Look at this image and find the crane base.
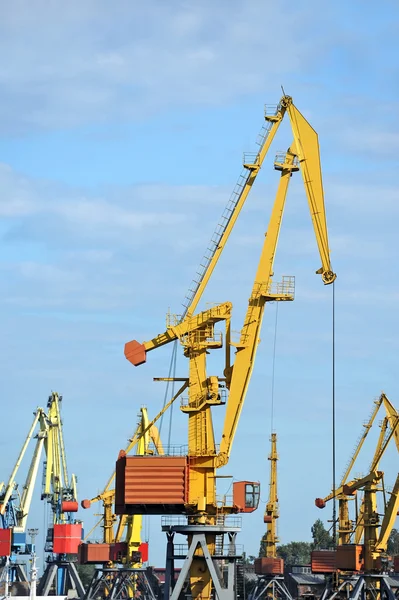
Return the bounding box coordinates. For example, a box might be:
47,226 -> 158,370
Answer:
162,522 -> 242,600
320,574 -> 395,600
84,567 -> 156,600
250,575 -> 293,600
38,560 -> 85,598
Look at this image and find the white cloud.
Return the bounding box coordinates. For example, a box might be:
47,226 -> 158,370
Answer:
0,0 -> 334,133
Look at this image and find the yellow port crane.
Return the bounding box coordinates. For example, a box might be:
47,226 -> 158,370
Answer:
316,393 -> 399,547
122,94 -> 335,600
262,433 -> 279,558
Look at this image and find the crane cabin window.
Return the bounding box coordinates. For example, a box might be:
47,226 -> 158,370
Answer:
245,483 -> 260,509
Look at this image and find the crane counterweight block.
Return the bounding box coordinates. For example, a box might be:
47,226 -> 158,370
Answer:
315,498 -> 326,509
124,340 -> 147,366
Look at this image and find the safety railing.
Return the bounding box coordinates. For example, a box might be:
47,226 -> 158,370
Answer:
264,104 -> 280,117
243,152 -> 258,167
160,444 -> 188,457
180,388 -> 227,409
274,152 -> 300,169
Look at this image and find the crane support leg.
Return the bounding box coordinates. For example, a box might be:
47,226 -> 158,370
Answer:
250,576 -> 293,600
163,523 -> 240,600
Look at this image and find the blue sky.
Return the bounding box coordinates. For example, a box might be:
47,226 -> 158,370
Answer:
1,0 -> 399,570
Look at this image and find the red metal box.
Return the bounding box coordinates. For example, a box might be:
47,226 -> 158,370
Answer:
336,544 -> 364,572
53,523 -> 82,554
115,454 -> 188,515
79,543 -> 111,564
254,558 -> 284,575
311,550 -> 336,573
139,542 -> 149,563
0,528 -> 11,557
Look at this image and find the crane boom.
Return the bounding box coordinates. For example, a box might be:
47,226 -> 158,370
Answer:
183,101 -> 287,319
0,408 -> 47,518
286,104 -> 334,283
218,132 -> 334,464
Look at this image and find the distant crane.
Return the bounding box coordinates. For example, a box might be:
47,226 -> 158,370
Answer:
0,407 -> 48,582
315,393 -> 399,600
252,434 -> 293,600
263,433 -> 279,559
38,392 -> 85,598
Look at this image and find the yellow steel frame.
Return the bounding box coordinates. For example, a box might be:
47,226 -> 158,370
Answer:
125,95 -> 336,600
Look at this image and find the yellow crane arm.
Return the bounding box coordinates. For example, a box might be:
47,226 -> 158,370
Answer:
125,303 -> 232,366
217,154 -> 295,465
286,103 -> 335,284
381,393 -> 399,453
376,473 -> 399,552
183,99 -> 288,319
0,408 -> 47,516
339,397 -> 384,489
218,134 -> 335,465
16,432 -> 47,532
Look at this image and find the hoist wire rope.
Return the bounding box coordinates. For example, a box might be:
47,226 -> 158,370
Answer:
167,342 -> 178,449
270,303 -> 279,434
158,340 -> 178,447
332,280 -> 337,546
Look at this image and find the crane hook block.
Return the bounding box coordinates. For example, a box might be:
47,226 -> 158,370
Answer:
315,498 -> 326,509
124,340 -> 147,366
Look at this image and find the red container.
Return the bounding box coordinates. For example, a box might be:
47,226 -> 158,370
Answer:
115,455 -> 188,515
139,542 -> 149,563
336,545 -> 363,572
0,528 -> 11,557
53,523 -> 82,554
311,550 -> 336,573
61,501 -> 78,513
393,556 -> 399,573
79,543 -> 110,564
254,558 -> 284,575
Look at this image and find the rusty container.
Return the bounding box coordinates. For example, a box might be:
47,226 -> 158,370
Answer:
115,455 -> 188,514
0,528 -> 11,557
79,543 -> 111,564
53,523 -> 82,554
311,550 -> 336,573
393,556 -> 399,573
336,544 -> 364,571
254,558 -> 284,575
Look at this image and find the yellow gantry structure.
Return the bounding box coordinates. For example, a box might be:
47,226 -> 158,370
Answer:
262,433 -> 279,558
316,393 -> 399,569
125,95 -> 336,600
